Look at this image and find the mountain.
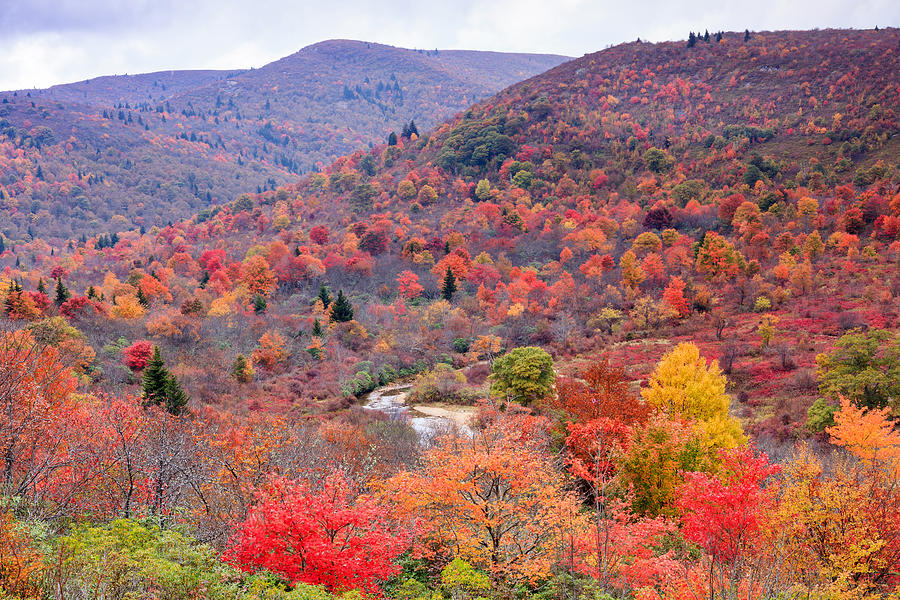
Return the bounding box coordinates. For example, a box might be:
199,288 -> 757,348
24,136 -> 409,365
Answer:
4,28 -> 899,438
0,40 -> 569,241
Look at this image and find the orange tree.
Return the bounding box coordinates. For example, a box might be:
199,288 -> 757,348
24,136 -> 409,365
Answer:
385,415 -> 583,583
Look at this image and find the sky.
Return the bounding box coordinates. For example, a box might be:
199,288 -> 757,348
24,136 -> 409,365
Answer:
1,0 -> 897,91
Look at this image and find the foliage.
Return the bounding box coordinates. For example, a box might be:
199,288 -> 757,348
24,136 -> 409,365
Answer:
816,329 -> 900,413
641,343 -> 745,450
226,473 -> 407,594
490,347 -> 555,406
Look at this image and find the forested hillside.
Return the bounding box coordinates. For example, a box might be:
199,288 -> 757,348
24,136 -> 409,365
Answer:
0,40 -> 567,240
0,27 -> 899,600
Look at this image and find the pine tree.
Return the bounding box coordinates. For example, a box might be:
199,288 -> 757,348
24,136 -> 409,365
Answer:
317,284 -> 333,308
330,290 -> 354,322
142,346 -> 190,415
687,32 -> 697,48
231,354 -> 254,383
745,29 -> 751,42
312,318 -> 323,337
253,294 -> 267,314
36,278 -> 46,294
408,120 -> 418,137
441,268 -> 457,301
163,375 -> 189,415
0,236 -> 5,254
388,131 -> 398,146
703,29 -> 710,42
54,278 -> 70,305
142,347 -> 170,406
136,286 -> 149,308
199,270 -> 210,288
86,286 -> 97,300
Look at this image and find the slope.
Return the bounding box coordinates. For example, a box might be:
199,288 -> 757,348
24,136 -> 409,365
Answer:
3,28 -> 898,438
0,40 -> 569,241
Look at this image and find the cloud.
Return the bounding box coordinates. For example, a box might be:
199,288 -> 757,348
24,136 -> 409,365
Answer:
1,0 -> 897,90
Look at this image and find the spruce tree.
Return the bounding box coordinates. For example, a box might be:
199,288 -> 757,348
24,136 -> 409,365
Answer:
253,294 -> 267,314
312,319 -> 323,336
163,375 -> 189,415
231,354 -> 253,383
136,286 -> 150,308
142,346 -> 189,415
317,284 -> 333,308
87,286 -> 97,300
142,347 -> 170,406
36,278 -> 46,294
0,237 -> 5,254
54,278 -> 70,305
687,32 -> 697,48
388,131 -> 398,146
745,29 -> 751,42
441,268 -> 457,301
330,290 -> 354,322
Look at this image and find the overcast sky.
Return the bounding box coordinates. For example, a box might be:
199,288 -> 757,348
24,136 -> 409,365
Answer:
1,0 -> 897,91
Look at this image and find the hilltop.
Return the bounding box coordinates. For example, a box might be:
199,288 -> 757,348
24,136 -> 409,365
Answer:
0,40 -> 568,240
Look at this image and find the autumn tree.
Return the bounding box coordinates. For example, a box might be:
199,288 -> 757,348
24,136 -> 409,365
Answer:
0,330 -> 79,508
386,416 -> 583,582
242,255 -> 277,297
251,330 -> 289,373
641,342 -> 745,450
123,340 -> 154,371
396,271 -> 424,299
227,473 -> 407,594
662,277 -> 690,317
678,446 -> 780,600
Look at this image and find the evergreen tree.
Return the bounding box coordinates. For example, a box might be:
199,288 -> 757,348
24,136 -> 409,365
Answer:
87,286 -> 97,300
388,131 -> 398,146
745,29 -> 751,42
231,354 -> 254,383
441,268 -> 457,301
136,286 -> 149,308
687,32 -> 697,48
36,278 -> 46,294
54,277 -> 70,305
0,236 -> 5,254
199,270 -> 210,288
142,346 -> 190,415
330,290 -> 354,322
163,375 -> 189,415
703,29 -> 710,42
312,319 -> 323,337
408,120 -> 418,137
253,294 -> 267,314
142,347 -> 170,406
317,285 -> 333,308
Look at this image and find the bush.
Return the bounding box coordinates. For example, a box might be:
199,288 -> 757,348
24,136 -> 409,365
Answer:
409,364 -> 474,405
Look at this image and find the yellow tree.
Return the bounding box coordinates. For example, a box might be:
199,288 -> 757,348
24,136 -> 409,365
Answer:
641,342 -> 745,451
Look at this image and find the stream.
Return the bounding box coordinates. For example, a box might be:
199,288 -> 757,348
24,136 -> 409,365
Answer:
362,384 -> 472,438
